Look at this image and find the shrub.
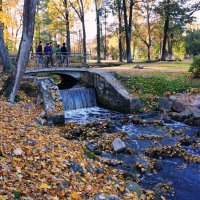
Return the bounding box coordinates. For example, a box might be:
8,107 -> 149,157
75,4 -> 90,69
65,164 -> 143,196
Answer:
189,54 -> 200,78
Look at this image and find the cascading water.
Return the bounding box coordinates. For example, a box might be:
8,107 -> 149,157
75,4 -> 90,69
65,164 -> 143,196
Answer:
60,87 -> 97,111
60,87 -> 111,123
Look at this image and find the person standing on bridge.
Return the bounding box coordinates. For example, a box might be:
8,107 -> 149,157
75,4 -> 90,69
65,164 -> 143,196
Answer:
55,44 -> 61,63
44,43 -> 50,67
36,41 -> 44,66
49,42 -> 54,67
61,43 -> 67,65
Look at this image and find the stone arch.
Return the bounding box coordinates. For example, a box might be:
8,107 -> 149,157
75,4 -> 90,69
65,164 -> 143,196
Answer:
56,74 -> 78,89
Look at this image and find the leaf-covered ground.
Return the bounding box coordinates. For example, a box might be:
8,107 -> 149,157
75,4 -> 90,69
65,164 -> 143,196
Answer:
0,75 -> 147,200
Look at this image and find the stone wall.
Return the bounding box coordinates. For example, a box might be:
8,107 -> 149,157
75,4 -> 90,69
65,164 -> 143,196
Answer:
85,70 -> 144,113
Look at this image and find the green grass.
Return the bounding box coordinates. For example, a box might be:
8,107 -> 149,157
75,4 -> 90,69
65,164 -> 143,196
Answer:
116,72 -> 200,97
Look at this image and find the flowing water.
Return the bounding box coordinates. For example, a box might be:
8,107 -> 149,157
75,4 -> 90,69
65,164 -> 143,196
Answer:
60,87 -> 200,200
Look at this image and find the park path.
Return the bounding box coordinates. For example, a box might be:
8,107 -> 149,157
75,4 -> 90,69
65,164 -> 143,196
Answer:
97,64 -> 188,74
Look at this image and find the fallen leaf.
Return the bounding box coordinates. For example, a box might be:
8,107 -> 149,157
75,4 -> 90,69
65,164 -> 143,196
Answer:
71,191 -> 82,200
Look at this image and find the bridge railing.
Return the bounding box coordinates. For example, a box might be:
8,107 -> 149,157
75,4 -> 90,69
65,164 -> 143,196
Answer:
10,52 -> 91,69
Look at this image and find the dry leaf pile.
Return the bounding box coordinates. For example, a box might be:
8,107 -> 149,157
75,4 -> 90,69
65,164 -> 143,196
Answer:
0,99 -> 141,200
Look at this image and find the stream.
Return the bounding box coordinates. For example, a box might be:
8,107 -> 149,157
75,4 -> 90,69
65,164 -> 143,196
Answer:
60,87 -> 200,200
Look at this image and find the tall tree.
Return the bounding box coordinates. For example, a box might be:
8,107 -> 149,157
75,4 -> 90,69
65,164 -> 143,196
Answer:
0,0 -> 13,73
185,29 -> 200,56
156,0 -> 200,61
1,0 -> 38,102
70,0 -> 90,64
116,0 -> 123,62
134,0 -> 157,61
63,0 -> 71,52
123,0 -> 134,63
94,0 -> 101,63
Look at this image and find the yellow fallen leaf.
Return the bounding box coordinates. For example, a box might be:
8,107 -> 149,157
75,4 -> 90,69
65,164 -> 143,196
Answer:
71,191 -> 82,200
0,195 -> 7,200
38,183 -> 51,190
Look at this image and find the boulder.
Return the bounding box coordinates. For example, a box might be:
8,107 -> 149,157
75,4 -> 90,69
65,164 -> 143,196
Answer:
134,65 -> 144,69
170,109 -> 192,121
172,102 -> 186,112
69,162 -> 84,176
35,98 -> 42,105
37,78 -> 62,111
112,138 -> 126,153
185,118 -> 200,126
72,128 -> 82,137
158,97 -> 172,112
34,118 -> 46,126
125,181 -> 142,197
46,114 -> 65,125
169,95 -> 177,101
39,111 -> 46,119
153,160 -> 163,171
191,109 -> 200,119
94,194 -> 120,200
197,130 -> 200,137
87,143 -> 102,155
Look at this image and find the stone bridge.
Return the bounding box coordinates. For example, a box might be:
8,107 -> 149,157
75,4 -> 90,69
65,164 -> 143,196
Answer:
25,67 -> 87,79
25,67 -> 143,113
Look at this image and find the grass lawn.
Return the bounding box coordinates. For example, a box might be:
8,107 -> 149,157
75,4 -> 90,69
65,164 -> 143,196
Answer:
116,72 -> 200,97
104,60 -> 199,100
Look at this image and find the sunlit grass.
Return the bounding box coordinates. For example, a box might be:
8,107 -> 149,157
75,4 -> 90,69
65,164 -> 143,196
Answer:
116,71 -> 200,97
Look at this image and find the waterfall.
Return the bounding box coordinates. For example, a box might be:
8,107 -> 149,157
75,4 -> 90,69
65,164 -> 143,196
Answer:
60,87 -> 97,111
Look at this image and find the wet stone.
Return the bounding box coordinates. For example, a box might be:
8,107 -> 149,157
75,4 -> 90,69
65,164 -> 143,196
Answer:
106,175 -> 119,185
72,128 -> 82,137
153,160 -> 163,171
46,114 -> 65,125
94,194 -> 120,200
125,181 -> 142,197
112,138 -> 126,153
34,118 -> 46,126
27,139 -> 37,146
180,137 -> 195,146
39,111 -> 46,119
35,98 -> 42,105
172,102 -> 186,113
85,164 -> 94,173
197,130 -> 200,137
96,167 -> 104,174
158,97 -> 172,112
69,163 -> 84,176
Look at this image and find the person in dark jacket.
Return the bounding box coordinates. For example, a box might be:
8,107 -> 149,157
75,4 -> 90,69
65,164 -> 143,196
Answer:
36,41 -> 44,66
49,42 -> 54,66
44,43 -> 50,67
60,43 -> 67,64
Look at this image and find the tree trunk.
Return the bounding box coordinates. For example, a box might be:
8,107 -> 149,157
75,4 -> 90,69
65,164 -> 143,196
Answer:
1,0 -> 38,102
168,33 -> 173,60
95,0 -> 101,64
123,0 -> 133,63
0,0 -> 13,73
147,44 -> 151,61
82,17 -> 87,64
161,16 -> 169,61
79,0 -> 87,64
103,9 -> 107,60
0,29 -> 13,73
117,0 -> 123,62
63,0 -> 71,52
